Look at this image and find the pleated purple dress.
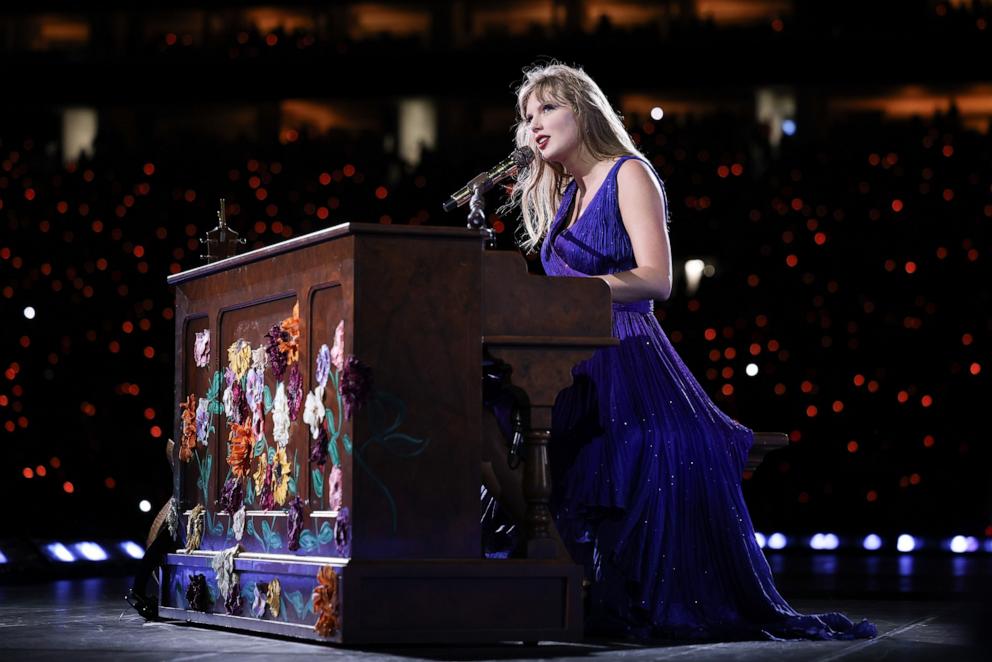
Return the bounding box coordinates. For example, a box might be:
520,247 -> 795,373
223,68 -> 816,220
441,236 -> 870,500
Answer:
532,155 -> 876,641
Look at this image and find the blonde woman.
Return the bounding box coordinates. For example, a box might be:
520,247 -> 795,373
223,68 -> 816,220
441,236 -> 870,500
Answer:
487,62 -> 876,642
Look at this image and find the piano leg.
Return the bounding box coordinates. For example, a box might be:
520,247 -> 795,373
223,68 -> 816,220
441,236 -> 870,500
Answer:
482,411 -> 569,561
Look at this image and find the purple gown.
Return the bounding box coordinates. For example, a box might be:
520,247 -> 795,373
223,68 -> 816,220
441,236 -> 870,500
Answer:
534,155 -> 876,641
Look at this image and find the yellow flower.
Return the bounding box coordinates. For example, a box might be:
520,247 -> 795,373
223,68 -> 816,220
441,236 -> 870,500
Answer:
227,339 -> 252,381
272,448 -> 292,506
252,449 -> 268,496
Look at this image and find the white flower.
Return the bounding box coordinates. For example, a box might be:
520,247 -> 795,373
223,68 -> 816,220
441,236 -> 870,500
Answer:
272,382 -> 290,448
194,330 -> 210,368
303,386 -> 326,439
232,506 -> 246,542
223,384 -> 238,422
330,320 -> 345,373
252,346 -> 268,371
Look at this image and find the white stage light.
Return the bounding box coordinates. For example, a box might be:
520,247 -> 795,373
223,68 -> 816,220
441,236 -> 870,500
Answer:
950,536 -> 968,553
767,533 -> 787,550
862,534 -> 882,551
897,534 -> 916,553
754,532 -> 766,548
139,500 -> 151,513
650,107 -> 664,121
120,541 -> 144,559
746,363 -> 759,377
74,542 -> 108,561
46,542 -> 75,562
23,306 -> 36,319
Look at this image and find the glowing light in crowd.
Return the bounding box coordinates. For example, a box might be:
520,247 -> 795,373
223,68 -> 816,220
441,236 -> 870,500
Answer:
767,533 -> 787,550
897,534 -> 917,553
782,119 -> 797,136
0,549 -> 7,564
862,534 -> 882,551
121,541 -> 144,559
746,363 -> 759,376
46,543 -> 75,562
74,542 -> 108,561
650,106 -> 664,121
23,306 -> 36,319
139,500 -> 151,513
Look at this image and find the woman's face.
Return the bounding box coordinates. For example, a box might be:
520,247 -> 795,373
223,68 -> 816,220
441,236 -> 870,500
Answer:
523,93 -> 581,165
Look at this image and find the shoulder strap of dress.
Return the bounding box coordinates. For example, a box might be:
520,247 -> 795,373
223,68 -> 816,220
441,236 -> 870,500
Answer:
613,154 -> 672,227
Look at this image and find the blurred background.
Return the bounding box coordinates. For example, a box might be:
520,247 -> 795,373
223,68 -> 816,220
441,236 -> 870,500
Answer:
0,0 -> 989,579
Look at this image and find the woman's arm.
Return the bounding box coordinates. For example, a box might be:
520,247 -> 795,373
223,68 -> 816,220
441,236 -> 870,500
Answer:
595,158 -> 673,302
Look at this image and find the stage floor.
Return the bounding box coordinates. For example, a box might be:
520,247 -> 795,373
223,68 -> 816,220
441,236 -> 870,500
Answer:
0,577 -> 983,661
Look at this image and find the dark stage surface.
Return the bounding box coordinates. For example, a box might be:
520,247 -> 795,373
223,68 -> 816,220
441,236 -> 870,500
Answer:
0,575 -> 983,662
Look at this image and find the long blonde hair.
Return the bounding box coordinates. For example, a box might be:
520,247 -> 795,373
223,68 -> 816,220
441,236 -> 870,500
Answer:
502,61 -> 649,253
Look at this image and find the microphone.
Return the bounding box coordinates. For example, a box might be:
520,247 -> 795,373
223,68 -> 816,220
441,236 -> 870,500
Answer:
442,147 -> 534,212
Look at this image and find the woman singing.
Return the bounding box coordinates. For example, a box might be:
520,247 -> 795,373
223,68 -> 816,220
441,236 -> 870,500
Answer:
482,62 -> 877,642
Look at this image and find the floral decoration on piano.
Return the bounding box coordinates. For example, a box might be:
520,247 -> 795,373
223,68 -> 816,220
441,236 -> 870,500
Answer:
193,329 -> 210,368
312,565 -> 340,637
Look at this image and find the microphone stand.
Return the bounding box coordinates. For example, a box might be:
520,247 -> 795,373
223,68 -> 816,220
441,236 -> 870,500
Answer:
467,183 -> 497,249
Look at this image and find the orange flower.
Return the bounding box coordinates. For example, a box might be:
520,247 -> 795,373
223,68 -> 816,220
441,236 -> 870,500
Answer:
312,565 -> 339,637
227,420 -> 254,478
278,302 -> 301,365
179,393 -> 197,462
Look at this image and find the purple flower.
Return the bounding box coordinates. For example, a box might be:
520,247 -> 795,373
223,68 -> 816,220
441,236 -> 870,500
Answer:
195,398 -> 211,445
328,465 -> 343,512
330,320 -> 345,373
334,507 -> 351,557
315,344 -> 331,389
245,367 -> 264,408
287,363 -> 303,421
251,401 -> 265,441
225,575 -> 244,615
259,460 -> 276,511
310,425 -> 329,466
287,496 -> 304,552
252,582 -> 268,618
220,477 -> 243,516
339,356 -> 373,421
265,324 -> 288,381
231,381 -> 249,424
224,366 -> 237,388
186,574 -> 211,612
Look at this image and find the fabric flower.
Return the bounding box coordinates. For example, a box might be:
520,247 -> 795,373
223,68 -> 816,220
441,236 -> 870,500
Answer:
227,421 -> 254,478
287,363 -> 304,421
328,465 -> 343,512
232,506 -> 246,542
195,398 -> 211,445
227,339 -> 253,381
272,448 -> 292,506
220,477 -> 243,516
340,356 -> 373,420
252,582 -> 268,618
166,497 -> 179,540
225,574 -> 244,616
312,565 -> 339,636
252,346 -> 268,372
253,452 -> 271,510
184,504 -> 205,553
222,384 -> 237,422
246,367 -> 264,408
287,497 -> 304,552
265,324 -> 288,381
310,425 -> 329,467
272,382 -> 290,448
179,393 -> 197,462
315,343 -> 331,389
232,381 -> 251,425
194,330 -> 210,368
334,506 -> 351,557
330,320 -> 345,373
211,543 -> 241,602
278,302 -> 301,366
224,366 -> 236,388
186,573 -> 211,612
251,401 -> 265,441
266,578 -> 281,618
303,386 -> 325,439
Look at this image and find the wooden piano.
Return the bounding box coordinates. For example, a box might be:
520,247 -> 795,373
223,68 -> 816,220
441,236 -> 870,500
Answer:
160,222 -> 786,643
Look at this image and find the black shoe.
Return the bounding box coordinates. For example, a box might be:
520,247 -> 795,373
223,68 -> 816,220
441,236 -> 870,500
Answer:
124,589 -> 158,620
